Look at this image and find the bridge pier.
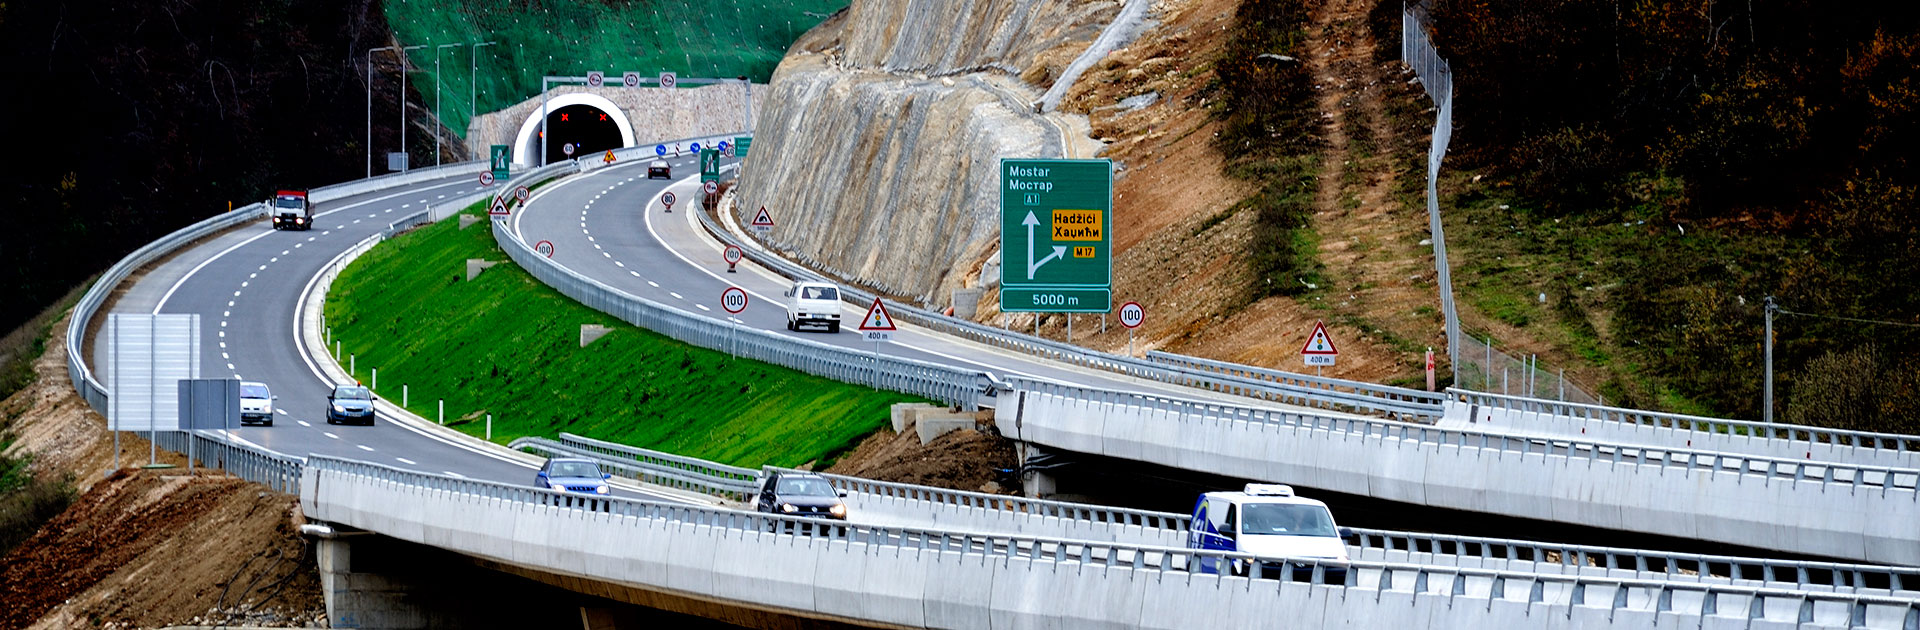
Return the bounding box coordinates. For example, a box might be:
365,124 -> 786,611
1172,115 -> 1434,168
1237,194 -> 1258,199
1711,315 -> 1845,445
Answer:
314,530 -> 582,629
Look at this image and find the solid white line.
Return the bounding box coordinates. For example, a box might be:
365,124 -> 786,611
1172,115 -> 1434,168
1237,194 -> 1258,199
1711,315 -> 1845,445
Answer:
152,228 -> 278,314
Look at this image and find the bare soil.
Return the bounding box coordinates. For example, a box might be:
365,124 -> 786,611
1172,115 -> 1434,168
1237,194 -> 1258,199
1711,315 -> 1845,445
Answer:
0,311 -> 324,630
826,421 -> 1018,494
1039,0 -> 1440,385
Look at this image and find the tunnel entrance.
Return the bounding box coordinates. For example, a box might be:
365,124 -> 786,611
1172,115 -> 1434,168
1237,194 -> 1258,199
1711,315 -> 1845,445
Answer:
542,104 -> 626,165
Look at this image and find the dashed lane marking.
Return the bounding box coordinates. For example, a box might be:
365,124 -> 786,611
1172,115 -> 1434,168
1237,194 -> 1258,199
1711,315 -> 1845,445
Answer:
398,457 -> 418,465
324,432 -> 340,439
357,444 -> 375,452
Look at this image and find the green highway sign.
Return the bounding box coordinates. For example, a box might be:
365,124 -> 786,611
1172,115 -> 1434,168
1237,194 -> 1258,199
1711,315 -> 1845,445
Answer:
700,149 -> 720,182
489,145 -> 511,180
999,158 -> 1111,313
735,136 -> 752,157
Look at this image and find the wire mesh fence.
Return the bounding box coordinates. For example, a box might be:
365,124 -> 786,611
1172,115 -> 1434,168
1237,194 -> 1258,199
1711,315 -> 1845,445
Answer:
1455,335 -> 1600,404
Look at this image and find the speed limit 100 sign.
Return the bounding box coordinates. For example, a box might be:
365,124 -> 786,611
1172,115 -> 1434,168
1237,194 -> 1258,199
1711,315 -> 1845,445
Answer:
1118,301 -> 1145,329
721,287 -> 748,313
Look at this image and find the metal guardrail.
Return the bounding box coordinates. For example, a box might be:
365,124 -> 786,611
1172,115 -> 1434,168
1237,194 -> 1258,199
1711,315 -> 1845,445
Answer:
489,161 -> 995,410
1148,350 -> 1446,419
511,434 -> 759,501
151,431 -> 306,494
690,204 -> 1441,420
304,455 -> 1920,625
787,467 -> 1191,532
1009,377 -> 1920,494
1452,388 -> 1920,457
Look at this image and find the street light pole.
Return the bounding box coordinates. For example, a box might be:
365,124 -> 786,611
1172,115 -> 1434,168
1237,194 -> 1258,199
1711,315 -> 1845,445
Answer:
366,46 -> 394,179
1764,296 -> 1777,423
395,44 -> 427,172
435,43 -> 465,168
471,42 -> 498,142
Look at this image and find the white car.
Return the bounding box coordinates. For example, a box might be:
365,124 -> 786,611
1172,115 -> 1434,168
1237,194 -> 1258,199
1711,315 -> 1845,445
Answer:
240,381 -> 275,426
784,282 -> 842,333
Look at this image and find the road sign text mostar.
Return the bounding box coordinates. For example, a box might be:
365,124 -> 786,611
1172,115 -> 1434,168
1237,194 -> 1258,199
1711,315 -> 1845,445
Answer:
999,159 -> 1112,313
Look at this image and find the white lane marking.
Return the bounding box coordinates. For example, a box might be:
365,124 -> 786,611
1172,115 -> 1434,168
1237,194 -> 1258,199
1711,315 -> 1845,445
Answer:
222,352 -> 229,359
629,271 -> 640,277
308,237 -> 317,241
669,292 -> 683,299
357,444 -> 375,452
445,471 -> 466,478
397,457 -> 418,465
276,408 -> 288,415
219,342 -> 226,348
352,219 -> 361,224
152,227 -> 279,314
258,265 -> 267,271
385,209 -> 393,213
223,311 -> 230,317
297,420 -> 311,427
587,236 -> 596,242
295,243 -> 303,248
417,199 -> 427,204
219,331 -> 225,337
647,281 -> 659,287
601,251 -> 611,258
324,432 -> 340,439
233,373 -> 242,379
696,304 -> 711,311
249,273 -> 257,279
594,243 -> 603,250
281,250 -> 289,256
335,225 -> 345,229
228,301 -> 234,307
240,281 -> 248,287
402,204 -> 411,208
437,194 -> 445,199
614,261 -> 625,268
226,363 -> 235,369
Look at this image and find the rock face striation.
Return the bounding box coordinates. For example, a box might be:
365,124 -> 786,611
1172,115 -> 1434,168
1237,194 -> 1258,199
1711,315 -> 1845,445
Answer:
736,2 -> 1121,307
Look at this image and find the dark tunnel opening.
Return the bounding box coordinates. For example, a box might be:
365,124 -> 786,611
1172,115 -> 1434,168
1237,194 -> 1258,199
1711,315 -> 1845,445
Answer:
540,104 -> 626,165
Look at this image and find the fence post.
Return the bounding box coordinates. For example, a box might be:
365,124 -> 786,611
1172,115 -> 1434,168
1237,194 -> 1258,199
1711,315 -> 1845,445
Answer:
486,414 -> 492,441
372,368 -> 378,391
403,384 -> 409,408
438,399 -> 444,424
350,354 -> 356,375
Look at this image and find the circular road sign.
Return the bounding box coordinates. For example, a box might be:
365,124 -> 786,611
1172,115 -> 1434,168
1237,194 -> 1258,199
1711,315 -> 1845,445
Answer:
658,72 -> 677,89
655,144 -> 667,156
586,71 -> 604,88
479,171 -> 495,187
623,71 -> 641,88
514,186 -> 531,203
1118,301 -> 1145,329
703,180 -> 719,195
534,240 -> 555,257
662,192 -> 677,207
718,141 -> 731,153
721,287 -> 748,314
724,245 -> 743,265
689,142 -> 702,153
563,143 -> 576,156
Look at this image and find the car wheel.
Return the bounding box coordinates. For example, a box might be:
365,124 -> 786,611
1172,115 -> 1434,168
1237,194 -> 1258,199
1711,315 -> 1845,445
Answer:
263,419 -> 272,427
786,320 -> 795,331
827,322 -> 840,334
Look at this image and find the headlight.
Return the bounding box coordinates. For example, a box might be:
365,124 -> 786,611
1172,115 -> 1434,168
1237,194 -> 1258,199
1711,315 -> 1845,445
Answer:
332,404 -> 346,413
829,504 -> 847,517
780,503 -> 798,513
549,483 -> 568,492
594,485 -> 610,495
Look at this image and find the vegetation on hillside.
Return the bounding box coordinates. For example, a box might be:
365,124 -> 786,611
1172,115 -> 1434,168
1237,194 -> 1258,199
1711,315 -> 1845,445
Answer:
1410,1 -> 1919,428
384,0 -> 846,139
325,206 -> 919,468
0,311 -> 77,558
1210,0 -> 1323,303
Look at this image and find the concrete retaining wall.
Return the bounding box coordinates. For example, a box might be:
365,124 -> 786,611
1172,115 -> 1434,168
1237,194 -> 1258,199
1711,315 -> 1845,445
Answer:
302,460 -> 1917,629
1008,387 -> 1920,566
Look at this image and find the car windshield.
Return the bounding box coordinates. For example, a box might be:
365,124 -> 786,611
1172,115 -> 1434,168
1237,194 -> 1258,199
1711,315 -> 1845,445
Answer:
333,386 -> 372,401
276,196 -> 304,209
775,477 -> 838,497
801,286 -> 837,300
549,462 -> 602,478
1239,503 -> 1338,537
240,384 -> 270,399
652,161 -> 667,167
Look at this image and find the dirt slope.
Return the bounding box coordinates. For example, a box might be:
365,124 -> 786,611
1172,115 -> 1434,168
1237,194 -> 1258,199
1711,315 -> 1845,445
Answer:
0,311 -> 323,629
1053,0 -> 1438,384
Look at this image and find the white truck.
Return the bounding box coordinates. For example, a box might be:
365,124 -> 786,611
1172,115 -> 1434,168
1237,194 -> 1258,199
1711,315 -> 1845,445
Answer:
270,190 -> 311,231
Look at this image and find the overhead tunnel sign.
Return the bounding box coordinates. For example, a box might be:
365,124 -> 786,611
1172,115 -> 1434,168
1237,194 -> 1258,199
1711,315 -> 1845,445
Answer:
999,158 -> 1112,313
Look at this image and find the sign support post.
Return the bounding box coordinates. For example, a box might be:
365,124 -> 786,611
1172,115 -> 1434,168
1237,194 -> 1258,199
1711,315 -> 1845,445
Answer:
1118,302 -> 1144,357
721,287 -> 748,359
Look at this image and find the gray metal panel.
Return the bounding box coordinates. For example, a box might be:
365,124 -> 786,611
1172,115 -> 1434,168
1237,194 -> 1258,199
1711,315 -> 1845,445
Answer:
107,313 -> 199,431
178,378 -> 241,431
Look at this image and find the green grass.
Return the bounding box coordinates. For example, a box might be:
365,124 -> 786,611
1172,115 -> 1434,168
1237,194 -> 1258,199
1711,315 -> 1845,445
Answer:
385,0 -> 848,140
324,204 -> 921,468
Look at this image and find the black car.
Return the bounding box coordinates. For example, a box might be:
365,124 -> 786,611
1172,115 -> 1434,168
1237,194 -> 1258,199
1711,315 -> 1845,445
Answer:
325,384 -> 376,425
647,159 -> 671,179
755,471 -> 848,521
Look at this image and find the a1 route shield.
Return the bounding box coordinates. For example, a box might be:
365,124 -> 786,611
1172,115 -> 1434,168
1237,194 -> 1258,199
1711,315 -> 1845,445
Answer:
999,158 -> 1112,312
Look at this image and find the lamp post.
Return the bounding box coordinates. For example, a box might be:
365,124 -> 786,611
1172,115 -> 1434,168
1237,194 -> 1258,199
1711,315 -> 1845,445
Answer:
371,44 -> 428,174
470,42 -> 498,138
435,43 -> 465,168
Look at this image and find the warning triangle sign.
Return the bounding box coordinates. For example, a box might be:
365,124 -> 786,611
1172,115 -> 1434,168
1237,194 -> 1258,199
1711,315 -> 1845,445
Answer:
750,206 -> 775,227
1300,321 -> 1339,355
859,298 -> 897,331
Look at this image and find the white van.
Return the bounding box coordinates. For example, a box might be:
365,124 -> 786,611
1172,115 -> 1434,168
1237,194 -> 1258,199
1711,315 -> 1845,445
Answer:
783,282 -> 842,333
1187,484 -> 1350,582
240,381 -> 275,426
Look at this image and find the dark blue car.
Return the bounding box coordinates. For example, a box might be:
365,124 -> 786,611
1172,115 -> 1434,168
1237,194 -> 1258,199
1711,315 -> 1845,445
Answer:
325,385 -> 376,425
536,458 -> 611,495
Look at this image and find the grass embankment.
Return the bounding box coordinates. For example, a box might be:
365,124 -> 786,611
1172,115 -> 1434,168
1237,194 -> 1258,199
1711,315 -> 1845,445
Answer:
324,204 -> 921,468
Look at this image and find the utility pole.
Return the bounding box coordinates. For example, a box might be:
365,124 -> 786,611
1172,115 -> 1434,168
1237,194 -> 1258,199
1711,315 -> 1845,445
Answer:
435,43 -> 466,168
1764,296 -> 1777,423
